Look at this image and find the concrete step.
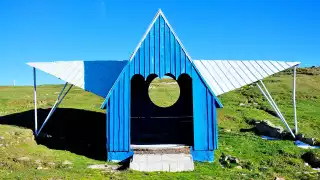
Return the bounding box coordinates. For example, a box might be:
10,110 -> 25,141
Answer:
129,153 -> 194,172
131,144 -> 190,154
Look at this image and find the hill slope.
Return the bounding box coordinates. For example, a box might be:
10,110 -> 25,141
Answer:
0,67 -> 319,179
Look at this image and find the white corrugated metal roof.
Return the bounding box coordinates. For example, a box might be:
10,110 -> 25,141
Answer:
27,61 -> 85,88
193,60 -> 300,96
28,60 -> 300,98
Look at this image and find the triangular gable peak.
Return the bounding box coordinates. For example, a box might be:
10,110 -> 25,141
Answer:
102,9 -> 223,108
128,9 -> 193,64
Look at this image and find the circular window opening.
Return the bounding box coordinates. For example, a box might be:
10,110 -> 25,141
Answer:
148,76 -> 180,108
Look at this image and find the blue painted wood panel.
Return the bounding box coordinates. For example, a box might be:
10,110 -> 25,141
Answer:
154,18 -> 160,76
159,16 -> 165,78
84,61 -> 127,97
105,14 -> 219,161
164,24 -> 170,74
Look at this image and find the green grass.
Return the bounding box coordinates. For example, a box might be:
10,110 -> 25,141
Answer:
0,68 -> 319,179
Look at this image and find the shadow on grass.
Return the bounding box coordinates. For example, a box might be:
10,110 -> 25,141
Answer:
0,108 -> 107,161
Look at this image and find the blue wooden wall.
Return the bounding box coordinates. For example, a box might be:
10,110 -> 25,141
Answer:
105,14 -> 220,161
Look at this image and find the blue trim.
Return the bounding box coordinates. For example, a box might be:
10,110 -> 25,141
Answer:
107,151 -> 134,162
191,149 -> 214,162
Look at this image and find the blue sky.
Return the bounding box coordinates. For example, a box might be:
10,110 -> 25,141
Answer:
0,0 -> 319,85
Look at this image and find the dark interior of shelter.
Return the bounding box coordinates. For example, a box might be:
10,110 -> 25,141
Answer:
130,74 -> 194,146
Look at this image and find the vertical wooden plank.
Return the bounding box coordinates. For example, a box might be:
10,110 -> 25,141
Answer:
150,26 -> 155,74
180,50 -> 186,74
207,90 -> 213,150
113,83 -> 119,151
123,71 -> 129,151
106,99 -> 110,151
144,38 -> 149,78
159,16 -> 165,78
130,60 -> 135,78
213,99 -> 218,149
135,50 -> 140,74
127,68 -> 132,150
140,43 -> 145,77
186,57 -> 192,75
192,67 -> 208,150
175,40 -> 181,77
154,17 -> 160,76
118,76 -> 124,151
165,24 -> 170,74
170,32 -> 175,78
109,92 -> 114,151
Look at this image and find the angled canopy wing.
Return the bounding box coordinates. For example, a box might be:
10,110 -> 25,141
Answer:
27,60 -> 128,97
193,60 -> 300,96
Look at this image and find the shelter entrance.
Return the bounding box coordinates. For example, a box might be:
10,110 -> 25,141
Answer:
130,74 -> 194,146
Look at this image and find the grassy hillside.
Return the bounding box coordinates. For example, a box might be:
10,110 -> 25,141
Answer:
0,67 -> 319,179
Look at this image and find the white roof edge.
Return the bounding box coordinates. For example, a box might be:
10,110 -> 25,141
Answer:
128,9 -> 162,61
159,10 -> 194,62
27,60 -> 128,66
194,60 -> 301,68
194,60 -> 301,65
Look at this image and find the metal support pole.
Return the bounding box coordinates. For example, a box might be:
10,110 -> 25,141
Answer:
256,83 -> 295,138
57,83 -> 68,100
257,82 -> 285,122
36,84 -> 73,136
33,68 -> 38,135
293,66 -> 298,134
259,80 -> 287,123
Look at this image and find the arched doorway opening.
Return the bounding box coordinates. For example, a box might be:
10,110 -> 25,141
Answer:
130,74 -> 193,146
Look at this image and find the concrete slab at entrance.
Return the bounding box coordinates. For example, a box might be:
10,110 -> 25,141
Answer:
129,154 -> 194,172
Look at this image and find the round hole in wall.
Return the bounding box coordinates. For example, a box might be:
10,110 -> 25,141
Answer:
148,76 -> 180,108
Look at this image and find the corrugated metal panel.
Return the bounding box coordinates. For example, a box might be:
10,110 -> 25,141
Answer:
193,60 -> 300,96
27,61 -> 85,88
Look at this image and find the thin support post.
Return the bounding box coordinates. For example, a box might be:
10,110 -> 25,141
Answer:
256,83 -> 295,138
36,84 -> 73,136
33,68 -> 38,135
257,82 -> 285,123
293,66 -> 298,134
259,80 -> 287,123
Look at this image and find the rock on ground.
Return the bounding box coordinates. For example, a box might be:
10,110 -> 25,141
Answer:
87,164 -> 119,171
16,157 -> 31,162
254,120 -> 284,138
301,152 -> 320,168
219,153 -> 241,168
296,133 -> 319,146
36,166 -> 48,170
62,160 -> 73,165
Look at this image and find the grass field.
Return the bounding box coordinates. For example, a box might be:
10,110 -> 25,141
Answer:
0,68 -> 319,179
